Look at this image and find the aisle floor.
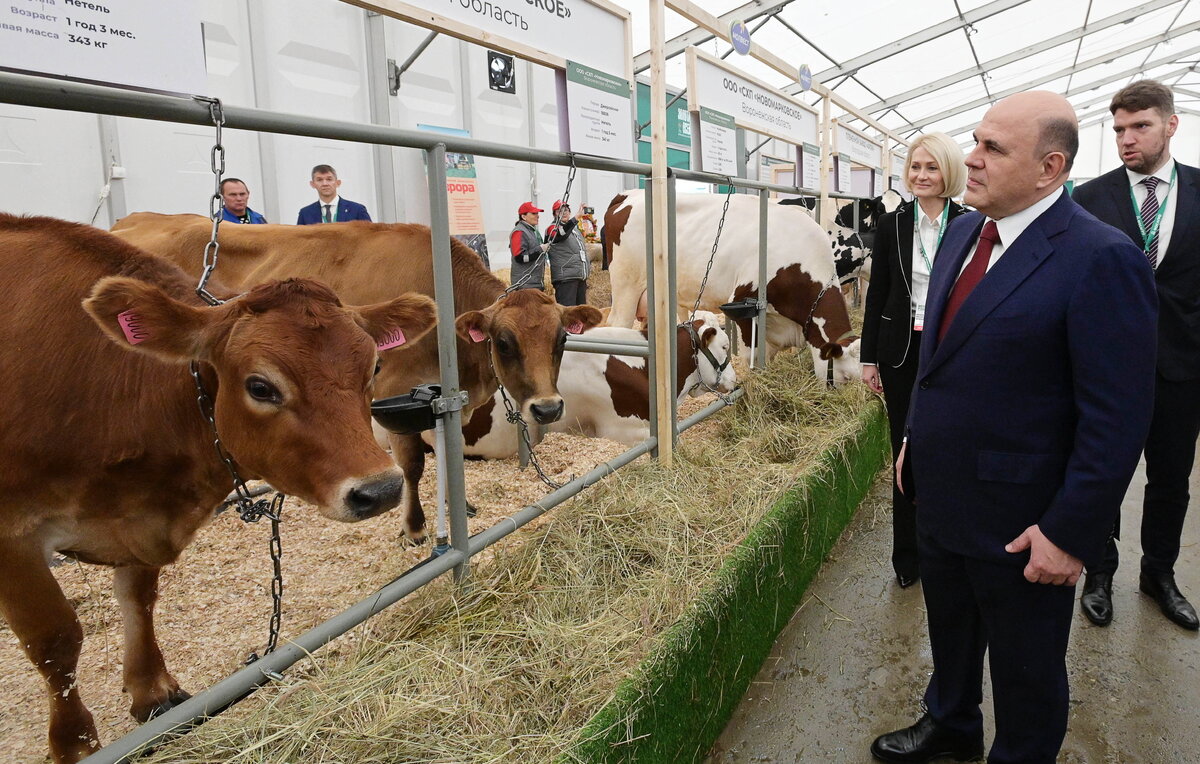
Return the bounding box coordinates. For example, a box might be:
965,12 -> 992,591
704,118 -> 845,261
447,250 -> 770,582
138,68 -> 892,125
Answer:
706,457 -> 1200,763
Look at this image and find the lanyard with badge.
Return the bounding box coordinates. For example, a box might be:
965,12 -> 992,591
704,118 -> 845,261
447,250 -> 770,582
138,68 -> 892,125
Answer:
912,203 -> 949,331
1128,163 -> 1176,258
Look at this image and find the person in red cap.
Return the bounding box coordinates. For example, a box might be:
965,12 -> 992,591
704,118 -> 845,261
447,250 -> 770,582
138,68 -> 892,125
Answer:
509,201 -> 549,290
544,200 -> 590,306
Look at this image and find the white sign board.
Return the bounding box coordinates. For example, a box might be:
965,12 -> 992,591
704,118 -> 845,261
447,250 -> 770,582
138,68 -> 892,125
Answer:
348,0 -> 629,76
562,60 -> 633,160
0,0 -> 206,94
686,46 -> 818,148
891,151 -> 907,178
697,107 -> 737,176
801,142 -> 820,191
835,155 -> 852,194
873,170 -> 883,197
835,121 -> 882,169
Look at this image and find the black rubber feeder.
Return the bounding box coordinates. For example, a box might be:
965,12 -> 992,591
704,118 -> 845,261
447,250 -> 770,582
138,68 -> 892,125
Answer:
371,384 -> 442,434
720,299 -> 759,320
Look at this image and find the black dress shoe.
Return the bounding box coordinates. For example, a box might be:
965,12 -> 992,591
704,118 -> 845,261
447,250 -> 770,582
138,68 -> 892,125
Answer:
1080,572 -> 1114,626
870,713 -> 984,763
1140,571 -> 1200,631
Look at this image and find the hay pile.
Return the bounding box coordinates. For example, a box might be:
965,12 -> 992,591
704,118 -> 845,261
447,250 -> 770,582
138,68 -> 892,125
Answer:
131,350 -> 873,764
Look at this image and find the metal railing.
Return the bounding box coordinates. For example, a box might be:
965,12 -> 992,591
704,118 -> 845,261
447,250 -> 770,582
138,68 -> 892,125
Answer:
0,69 -> 803,764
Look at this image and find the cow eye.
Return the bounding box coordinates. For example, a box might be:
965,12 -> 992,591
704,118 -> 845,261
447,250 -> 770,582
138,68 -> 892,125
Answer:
555,331 -> 567,353
245,376 -> 282,404
495,336 -> 515,357
374,359 -> 382,376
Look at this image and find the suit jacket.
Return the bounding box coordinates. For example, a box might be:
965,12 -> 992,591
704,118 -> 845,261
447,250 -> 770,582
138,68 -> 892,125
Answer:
861,199 -> 967,367
906,191 -> 1157,569
297,198 -> 372,225
1072,162 -> 1200,381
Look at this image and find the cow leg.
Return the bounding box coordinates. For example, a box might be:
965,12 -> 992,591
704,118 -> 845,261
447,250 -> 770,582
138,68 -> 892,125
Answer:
113,565 -> 190,722
607,255 -> 642,328
0,540 -> 100,763
389,432 -> 428,543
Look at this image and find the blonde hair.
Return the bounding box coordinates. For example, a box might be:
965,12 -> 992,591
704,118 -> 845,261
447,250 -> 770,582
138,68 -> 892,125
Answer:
904,132 -> 966,198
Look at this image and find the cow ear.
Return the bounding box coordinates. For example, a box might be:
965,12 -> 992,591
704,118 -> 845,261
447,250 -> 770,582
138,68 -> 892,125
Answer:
456,309 -> 492,343
83,276 -> 214,362
351,293 -> 437,352
561,304 -> 602,334
701,326 -> 718,346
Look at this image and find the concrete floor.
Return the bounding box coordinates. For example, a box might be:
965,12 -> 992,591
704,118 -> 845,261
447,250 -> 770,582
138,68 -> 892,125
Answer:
706,457 -> 1200,764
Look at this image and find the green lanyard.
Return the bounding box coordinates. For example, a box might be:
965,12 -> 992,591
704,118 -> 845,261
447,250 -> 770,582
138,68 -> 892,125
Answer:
1128,163 -> 1176,256
914,202 -> 950,273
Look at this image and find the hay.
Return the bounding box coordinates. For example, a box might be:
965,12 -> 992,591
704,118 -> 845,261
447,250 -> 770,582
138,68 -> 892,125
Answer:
130,351 -> 873,764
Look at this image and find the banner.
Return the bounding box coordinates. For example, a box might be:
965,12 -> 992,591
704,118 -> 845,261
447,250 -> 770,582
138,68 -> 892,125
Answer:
419,125 -> 490,266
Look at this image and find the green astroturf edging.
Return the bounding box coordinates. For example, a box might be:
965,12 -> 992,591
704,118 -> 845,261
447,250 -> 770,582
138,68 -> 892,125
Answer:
562,400 -> 889,763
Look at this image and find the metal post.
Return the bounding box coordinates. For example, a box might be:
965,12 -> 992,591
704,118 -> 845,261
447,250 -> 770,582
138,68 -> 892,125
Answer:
643,183 -> 658,458
425,143 -> 471,584
756,189 -> 769,368
667,171 -> 679,448
365,11 -> 400,223
244,0 -> 281,226
96,115 -> 126,226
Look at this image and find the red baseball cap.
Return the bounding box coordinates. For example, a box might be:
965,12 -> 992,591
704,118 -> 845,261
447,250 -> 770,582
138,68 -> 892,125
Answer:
518,202 -> 543,215
552,199 -> 569,213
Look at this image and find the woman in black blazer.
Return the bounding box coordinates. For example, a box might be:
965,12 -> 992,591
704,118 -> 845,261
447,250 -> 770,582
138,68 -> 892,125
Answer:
861,132 -> 967,587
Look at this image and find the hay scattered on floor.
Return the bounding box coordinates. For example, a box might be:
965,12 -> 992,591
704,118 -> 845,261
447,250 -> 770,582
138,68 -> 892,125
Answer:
128,350 -> 873,764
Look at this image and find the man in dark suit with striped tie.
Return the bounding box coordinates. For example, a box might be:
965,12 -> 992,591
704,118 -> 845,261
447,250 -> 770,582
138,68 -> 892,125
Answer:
1073,80 -> 1200,632
871,91 -> 1157,764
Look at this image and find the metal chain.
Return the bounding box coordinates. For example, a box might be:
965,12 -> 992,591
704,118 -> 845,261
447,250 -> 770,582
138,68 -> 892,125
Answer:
195,97 -> 226,307
190,361 -> 286,661
681,321 -> 737,404
690,181 -> 735,321
482,342 -> 565,490
505,155 -> 578,295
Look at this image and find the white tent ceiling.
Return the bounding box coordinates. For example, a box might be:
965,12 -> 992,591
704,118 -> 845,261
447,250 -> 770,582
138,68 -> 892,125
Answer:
617,0 -> 1200,179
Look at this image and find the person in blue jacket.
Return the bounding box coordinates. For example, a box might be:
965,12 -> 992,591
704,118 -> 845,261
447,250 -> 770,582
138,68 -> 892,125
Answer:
297,164 -> 372,224
219,178 -> 266,224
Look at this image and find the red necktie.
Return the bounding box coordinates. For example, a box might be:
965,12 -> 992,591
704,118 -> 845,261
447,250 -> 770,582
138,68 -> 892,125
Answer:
938,221 -> 1000,341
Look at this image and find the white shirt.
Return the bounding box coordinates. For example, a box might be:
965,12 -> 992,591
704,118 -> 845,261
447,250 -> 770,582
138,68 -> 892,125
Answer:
959,187 -> 1067,276
320,195 -> 342,222
1125,156 -> 1177,265
910,203 -> 945,322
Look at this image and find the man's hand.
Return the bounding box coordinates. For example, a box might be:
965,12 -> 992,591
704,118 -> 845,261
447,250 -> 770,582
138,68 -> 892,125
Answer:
895,441 -> 906,496
539,242 -> 551,253
862,365 -> 883,393
1005,525 -> 1082,585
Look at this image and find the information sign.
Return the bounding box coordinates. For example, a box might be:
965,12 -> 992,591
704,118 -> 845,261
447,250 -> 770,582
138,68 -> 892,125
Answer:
697,106 -> 737,175
801,142 -> 820,190
563,60 -> 633,160
729,19 -> 751,55
835,121 -> 882,168
0,0 -> 206,94
835,155 -> 852,194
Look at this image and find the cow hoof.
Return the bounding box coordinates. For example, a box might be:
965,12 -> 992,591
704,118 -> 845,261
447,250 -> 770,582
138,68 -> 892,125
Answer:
406,531 -> 427,547
132,688 -> 192,723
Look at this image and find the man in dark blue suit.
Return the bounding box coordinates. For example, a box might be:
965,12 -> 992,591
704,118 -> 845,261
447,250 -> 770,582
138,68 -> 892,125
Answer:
297,164 -> 372,225
871,92 -> 1157,764
1073,80 -> 1200,631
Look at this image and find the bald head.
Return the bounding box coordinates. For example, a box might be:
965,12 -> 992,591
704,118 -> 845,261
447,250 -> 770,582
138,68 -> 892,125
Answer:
964,91 -> 1079,218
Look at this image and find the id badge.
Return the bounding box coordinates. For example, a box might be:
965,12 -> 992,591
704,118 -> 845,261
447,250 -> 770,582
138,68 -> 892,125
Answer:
913,304 -> 925,332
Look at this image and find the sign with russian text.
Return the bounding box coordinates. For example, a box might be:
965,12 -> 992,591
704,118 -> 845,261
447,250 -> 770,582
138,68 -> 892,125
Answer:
0,0 -> 206,94
729,19 -> 750,55
697,106 -> 736,175
563,60 -> 633,160
345,0 -> 629,77
892,151 -> 906,178
835,155 -> 851,194
835,120 -> 882,169
686,46 -> 818,148
419,124 -> 490,265
801,142 -> 820,190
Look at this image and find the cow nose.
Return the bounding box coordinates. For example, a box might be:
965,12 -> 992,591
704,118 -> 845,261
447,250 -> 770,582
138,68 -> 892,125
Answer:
530,400 -> 564,424
345,476 -> 403,519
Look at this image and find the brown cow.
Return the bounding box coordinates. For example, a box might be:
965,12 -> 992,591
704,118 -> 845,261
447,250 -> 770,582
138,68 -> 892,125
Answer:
0,214 -> 437,763
111,213 -> 602,539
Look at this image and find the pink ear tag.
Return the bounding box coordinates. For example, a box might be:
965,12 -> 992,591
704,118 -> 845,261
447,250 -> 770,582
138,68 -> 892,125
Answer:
377,328 -> 406,350
117,310 -> 149,345
566,321 -> 584,334
468,327 -> 487,343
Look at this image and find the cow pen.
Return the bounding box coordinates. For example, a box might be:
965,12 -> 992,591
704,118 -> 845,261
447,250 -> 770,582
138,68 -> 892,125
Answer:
0,69 -> 868,763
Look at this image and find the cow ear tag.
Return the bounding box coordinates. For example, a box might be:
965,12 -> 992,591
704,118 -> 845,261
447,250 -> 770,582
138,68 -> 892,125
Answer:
117,309 -> 149,345
377,328 -> 406,350
468,327 -> 487,343
566,321 -> 584,334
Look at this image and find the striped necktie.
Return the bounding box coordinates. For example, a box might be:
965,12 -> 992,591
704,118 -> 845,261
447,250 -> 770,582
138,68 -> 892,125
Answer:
1140,176 -> 1160,268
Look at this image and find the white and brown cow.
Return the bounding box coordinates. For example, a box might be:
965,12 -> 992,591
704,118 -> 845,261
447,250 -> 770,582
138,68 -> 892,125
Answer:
437,316 -> 736,455
112,213 -> 602,540
603,191 -> 861,385
778,188 -> 904,284
0,215 -> 437,763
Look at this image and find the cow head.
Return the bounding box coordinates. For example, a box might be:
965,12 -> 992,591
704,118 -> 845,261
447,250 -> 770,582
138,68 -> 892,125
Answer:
84,276 -> 437,522
683,314 -> 736,396
809,336 -> 862,387
455,289 -> 602,424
